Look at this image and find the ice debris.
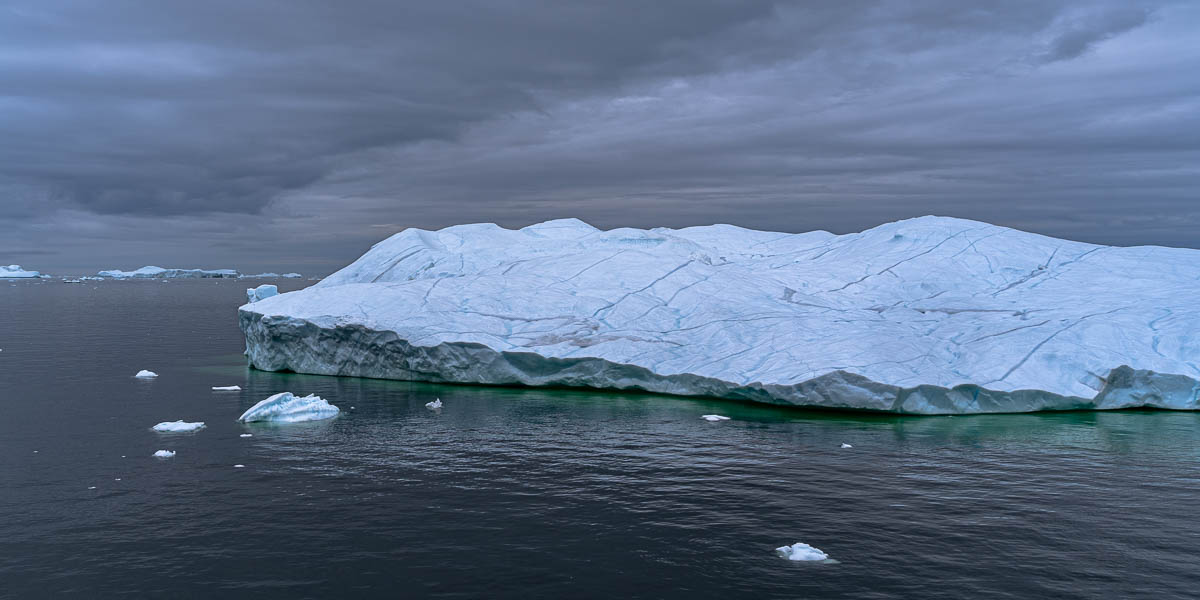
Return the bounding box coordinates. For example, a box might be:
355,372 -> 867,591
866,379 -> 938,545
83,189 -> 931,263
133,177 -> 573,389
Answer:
153,450 -> 176,458
776,542 -> 829,561
135,370 -> 158,378
425,398 -> 443,409
237,392 -> 340,423
152,421 -> 206,433
212,385 -> 242,391
840,443 -> 853,449
701,414 -> 730,421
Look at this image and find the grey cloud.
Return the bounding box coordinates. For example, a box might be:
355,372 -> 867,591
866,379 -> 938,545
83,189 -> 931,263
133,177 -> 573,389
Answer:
1041,6 -> 1152,63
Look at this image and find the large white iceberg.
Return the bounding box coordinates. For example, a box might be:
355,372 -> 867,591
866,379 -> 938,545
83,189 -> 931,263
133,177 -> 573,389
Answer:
237,392 -> 340,423
2,265 -> 42,278
152,420 -> 206,432
98,266 -> 240,279
238,217 -> 1200,414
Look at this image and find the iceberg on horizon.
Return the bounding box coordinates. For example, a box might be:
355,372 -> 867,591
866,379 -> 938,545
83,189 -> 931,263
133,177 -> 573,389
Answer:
238,217 -> 1200,415
237,392 -> 340,423
98,266 -> 240,279
2,265 -> 43,278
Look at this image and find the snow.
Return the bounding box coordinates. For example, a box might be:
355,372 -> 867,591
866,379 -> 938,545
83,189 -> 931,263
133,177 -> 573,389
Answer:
134,370 -> 158,378
98,266 -> 240,278
238,216 -> 1200,414
701,414 -> 730,421
776,542 -> 829,561
425,398 -> 443,409
237,392 -> 340,423
152,420 -> 206,432
1,265 -> 42,278
153,450 -> 176,458
246,284 -> 278,303
212,385 -> 241,391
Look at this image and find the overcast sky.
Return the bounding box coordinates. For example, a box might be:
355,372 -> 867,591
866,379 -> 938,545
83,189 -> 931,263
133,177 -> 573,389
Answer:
2,0 -> 1198,274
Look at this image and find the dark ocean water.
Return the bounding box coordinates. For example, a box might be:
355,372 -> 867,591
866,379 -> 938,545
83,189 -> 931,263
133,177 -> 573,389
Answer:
2,279 -> 1199,599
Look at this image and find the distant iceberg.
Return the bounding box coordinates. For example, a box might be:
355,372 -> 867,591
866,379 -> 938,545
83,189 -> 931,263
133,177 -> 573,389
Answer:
212,385 -> 241,391
237,392 -> 340,423
135,370 -> 158,378
242,272 -> 281,278
238,217 -> 1200,414
2,265 -> 42,278
153,450 -> 176,458
152,420 -> 205,432
246,284 -> 278,304
98,266 -> 240,279
281,273 -> 303,278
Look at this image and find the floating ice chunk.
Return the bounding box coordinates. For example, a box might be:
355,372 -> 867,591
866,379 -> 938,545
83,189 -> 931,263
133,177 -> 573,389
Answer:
237,392 -> 340,423
776,542 -> 829,561
135,370 -> 158,378
425,398 -> 442,409
88,486 -> 96,490
240,433 -> 253,437
281,273 -> 303,278
212,385 -> 242,391
1,264 -> 42,278
152,420 -> 206,432
234,464 -> 245,468
246,284 -> 278,303
840,443 -> 853,449
701,414 -> 730,421
153,450 -> 176,458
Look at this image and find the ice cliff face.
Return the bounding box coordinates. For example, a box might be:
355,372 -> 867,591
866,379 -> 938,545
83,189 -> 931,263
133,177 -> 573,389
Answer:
239,217 -> 1200,414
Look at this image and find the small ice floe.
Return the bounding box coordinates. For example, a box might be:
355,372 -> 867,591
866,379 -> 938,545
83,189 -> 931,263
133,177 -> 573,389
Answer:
239,433 -> 253,438
701,414 -> 730,422
114,478 -> 121,481
153,450 -> 176,458
135,370 -> 158,378
212,386 -> 241,391
776,542 -> 830,562
88,486 -> 96,490
840,443 -> 853,449
152,420 -> 206,433
237,392 -> 339,423
233,464 -> 245,468
425,398 -> 443,410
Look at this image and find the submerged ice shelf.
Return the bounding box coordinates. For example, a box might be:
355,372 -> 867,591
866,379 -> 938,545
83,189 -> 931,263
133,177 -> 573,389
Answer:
238,217 -> 1200,414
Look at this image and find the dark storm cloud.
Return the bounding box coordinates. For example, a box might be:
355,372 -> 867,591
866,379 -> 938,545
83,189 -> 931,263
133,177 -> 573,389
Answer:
1,0 -> 1198,273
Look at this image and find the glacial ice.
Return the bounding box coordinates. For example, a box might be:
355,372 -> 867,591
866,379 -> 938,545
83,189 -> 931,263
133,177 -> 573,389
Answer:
237,392 -> 340,423
153,450 -> 176,458
281,273 -> 303,278
701,415 -> 730,421
238,217 -> 1200,414
152,420 -> 205,432
246,284 -> 278,304
135,370 -> 158,378
425,398 -> 443,409
212,385 -> 242,391
840,443 -> 853,449
98,266 -> 240,278
1,265 -> 42,278
776,542 -> 829,561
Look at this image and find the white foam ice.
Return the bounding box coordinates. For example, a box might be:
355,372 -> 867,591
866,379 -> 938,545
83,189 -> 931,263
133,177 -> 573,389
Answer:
135,370 -> 158,378
237,392 -> 340,423
776,542 -> 829,561
152,420 -> 206,432
153,450 -> 176,458
238,217 -> 1200,414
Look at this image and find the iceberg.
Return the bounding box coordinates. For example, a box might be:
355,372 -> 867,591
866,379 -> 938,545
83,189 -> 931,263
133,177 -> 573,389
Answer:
2,265 -> 42,278
237,392 -> 340,423
776,542 -> 830,561
281,273 -> 303,278
425,398 -> 443,409
701,414 -> 730,422
212,385 -> 242,391
238,217 -> 1200,414
153,450 -> 176,458
98,266 -> 240,279
242,272 -> 281,278
135,370 -> 158,378
246,284 -> 278,304
152,420 -> 205,432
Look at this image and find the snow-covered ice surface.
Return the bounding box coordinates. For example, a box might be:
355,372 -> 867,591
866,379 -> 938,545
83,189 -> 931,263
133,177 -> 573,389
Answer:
134,370 -> 157,378
153,450 -> 176,458
98,266 -> 239,278
238,217 -> 1200,414
246,284 -> 278,304
237,392 -> 340,423
776,542 -> 830,561
152,420 -> 205,432
2,265 -> 42,278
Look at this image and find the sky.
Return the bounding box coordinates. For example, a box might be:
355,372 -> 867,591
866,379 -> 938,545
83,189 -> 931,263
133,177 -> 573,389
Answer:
2,0 -> 1198,275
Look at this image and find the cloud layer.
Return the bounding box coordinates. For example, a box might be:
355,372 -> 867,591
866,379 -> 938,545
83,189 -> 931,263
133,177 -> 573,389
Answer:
1,0 -> 1197,272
